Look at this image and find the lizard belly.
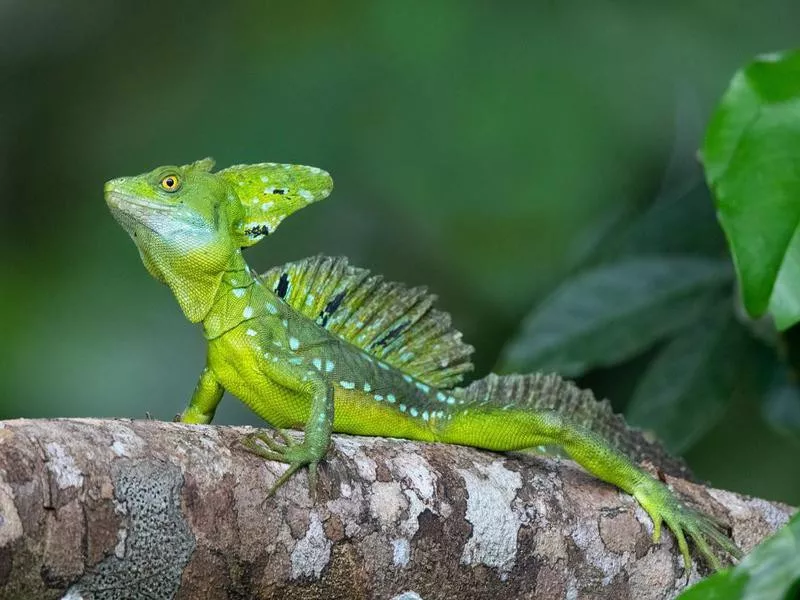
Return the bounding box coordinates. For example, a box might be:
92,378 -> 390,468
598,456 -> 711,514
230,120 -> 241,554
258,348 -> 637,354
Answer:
208,332 -> 437,440
331,389 -> 437,441
208,333 -> 312,429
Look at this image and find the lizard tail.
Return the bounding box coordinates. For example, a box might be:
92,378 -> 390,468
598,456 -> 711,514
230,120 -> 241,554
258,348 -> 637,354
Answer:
451,372 -> 692,480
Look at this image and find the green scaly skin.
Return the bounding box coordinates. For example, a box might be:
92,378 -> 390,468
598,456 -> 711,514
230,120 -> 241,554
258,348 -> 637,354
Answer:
105,158 -> 741,572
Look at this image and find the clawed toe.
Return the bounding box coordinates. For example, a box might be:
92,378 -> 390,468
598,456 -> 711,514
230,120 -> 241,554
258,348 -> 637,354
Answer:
242,429 -> 296,458
240,430 -> 324,502
635,481 -> 740,572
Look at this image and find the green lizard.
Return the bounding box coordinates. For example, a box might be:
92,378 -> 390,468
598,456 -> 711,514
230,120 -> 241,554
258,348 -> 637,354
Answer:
105,157 -> 741,571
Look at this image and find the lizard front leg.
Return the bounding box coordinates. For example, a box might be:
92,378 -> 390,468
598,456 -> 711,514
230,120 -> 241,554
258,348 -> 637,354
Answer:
242,374 -> 334,499
179,366 -> 224,424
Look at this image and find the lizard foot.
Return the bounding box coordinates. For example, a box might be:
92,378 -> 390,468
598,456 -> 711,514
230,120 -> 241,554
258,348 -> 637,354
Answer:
634,478 -> 742,572
241,430 -> 322,501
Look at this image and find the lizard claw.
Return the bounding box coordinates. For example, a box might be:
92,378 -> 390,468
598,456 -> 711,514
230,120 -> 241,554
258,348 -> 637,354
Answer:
241,430 -> 323,501
634,479 -> 742,572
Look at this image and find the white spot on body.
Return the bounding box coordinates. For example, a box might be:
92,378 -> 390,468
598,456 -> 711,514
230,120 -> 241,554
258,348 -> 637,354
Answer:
299,189 -> 314,202
339,381 -> 355,389
403,374 -> 412,383
363,382 -> 372,392
374,394 -> 384,402
246,329 -> 257,337
325,360 -> 335,373
232,288 -> 246,298
243,306 -> 254,319
260,175 -> 269,183
267,303 -> 278,314
313,358 -> 323,371
261,202 -> 274,211
409,407 -> 418,417
289,337 -> 300,350
416,382 -> 430,393
387,394 -> 396,404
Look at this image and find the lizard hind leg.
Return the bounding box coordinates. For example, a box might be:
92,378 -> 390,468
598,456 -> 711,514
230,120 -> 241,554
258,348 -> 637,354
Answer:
436,405 -> 741,571
633,478 -> 742,571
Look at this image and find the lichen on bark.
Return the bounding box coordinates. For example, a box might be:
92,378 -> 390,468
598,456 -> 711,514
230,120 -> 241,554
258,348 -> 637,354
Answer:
0,419 -> 793,600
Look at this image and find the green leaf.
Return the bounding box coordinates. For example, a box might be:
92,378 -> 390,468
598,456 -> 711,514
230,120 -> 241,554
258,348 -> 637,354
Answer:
626,302 -> 746,453
677,512 -> 800,600
592,178 -> 727,264
702,49 -> 800,330
497,258 -> 732,377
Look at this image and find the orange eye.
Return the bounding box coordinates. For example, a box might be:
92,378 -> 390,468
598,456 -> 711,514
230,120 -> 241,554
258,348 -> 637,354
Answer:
160,174 -> 181,192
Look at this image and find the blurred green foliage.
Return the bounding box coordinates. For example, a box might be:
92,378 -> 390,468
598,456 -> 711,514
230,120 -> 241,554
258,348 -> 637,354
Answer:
1,1 -> 799,505
678,512 -> 800,599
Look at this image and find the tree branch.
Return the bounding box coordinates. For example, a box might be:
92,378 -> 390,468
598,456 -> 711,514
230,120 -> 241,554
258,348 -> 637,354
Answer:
0,419 -> 792,600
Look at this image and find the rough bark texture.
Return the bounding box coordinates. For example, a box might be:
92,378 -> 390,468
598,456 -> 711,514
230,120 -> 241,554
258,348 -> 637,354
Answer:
0,418 -> 793,600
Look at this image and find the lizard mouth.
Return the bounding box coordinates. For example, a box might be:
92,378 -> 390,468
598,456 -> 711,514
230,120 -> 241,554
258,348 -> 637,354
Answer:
105,189 -> 179,238
105,189 -> 176,213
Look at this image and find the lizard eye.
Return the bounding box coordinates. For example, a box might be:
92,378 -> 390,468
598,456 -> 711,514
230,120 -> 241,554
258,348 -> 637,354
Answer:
160,174 -> 181,192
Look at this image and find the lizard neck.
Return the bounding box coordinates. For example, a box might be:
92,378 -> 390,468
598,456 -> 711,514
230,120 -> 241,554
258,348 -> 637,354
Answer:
202,251 -> 287,340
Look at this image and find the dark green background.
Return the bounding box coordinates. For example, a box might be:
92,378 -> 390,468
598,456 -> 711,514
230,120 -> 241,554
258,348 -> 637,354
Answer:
1,2 -> 798,504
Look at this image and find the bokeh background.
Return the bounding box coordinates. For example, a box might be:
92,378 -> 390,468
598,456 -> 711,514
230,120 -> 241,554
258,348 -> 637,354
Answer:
2,2 -> 799,504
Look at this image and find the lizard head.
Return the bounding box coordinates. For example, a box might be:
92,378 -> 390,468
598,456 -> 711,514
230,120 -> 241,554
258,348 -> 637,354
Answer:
105,157 -> 333,321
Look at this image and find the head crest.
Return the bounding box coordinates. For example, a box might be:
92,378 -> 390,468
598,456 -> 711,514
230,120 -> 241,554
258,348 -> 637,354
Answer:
217,162 -> 333,246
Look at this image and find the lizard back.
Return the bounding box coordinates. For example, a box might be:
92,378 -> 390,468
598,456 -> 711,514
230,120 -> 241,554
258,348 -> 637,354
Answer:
259,255 -> 474,388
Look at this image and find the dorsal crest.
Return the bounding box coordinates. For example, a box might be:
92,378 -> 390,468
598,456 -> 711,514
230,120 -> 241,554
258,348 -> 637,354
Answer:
218,162 -> 333,246
260,255 -> 475,388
